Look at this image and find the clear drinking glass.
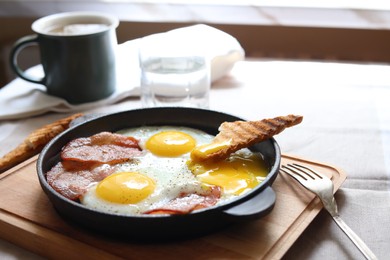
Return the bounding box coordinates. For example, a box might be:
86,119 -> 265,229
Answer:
139,33 -> 210,108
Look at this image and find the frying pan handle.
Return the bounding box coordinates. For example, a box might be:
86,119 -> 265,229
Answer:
222,186 -> 276,221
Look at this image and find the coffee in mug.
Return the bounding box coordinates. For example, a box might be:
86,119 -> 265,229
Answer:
46,23 -> 110,35
10,12 -> 119,104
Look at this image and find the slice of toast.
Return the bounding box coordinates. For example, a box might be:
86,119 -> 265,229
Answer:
0,113 -> 83,173
191,114 -> 303,162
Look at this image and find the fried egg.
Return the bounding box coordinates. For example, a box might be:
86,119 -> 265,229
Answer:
80,126 -> 268,215
188,149 -> 268,196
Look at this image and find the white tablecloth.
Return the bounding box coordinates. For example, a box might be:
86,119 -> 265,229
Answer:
0,59 -> 389,259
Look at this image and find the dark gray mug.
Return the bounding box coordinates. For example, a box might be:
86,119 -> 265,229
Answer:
10,12 -> 119,104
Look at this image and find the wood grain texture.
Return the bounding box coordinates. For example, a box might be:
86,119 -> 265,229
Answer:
0,154 -> 346,259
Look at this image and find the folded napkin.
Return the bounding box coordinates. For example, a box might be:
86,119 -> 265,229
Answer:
0,24 -> 244,121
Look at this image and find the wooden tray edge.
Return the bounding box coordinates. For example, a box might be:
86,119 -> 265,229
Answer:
265,154 -> 347,259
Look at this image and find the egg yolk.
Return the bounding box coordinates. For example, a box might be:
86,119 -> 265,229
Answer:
188,153 -> 268,196
96,172 -> 155,204
190,139 -> 232,162
146,131 -> 196,157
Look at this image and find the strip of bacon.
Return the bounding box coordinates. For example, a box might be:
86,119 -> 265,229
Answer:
47,132 -> 142,200
144,186 -> 221,215
61,132 -> 142,167
46,162 -> 117,200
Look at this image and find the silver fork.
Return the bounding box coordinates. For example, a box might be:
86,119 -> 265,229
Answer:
280,163 -> 377,260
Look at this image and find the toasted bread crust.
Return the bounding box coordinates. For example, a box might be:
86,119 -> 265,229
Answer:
0,113 -> 83,173
191,114 -> 303,162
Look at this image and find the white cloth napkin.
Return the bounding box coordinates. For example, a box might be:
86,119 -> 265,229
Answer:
0,24 -> 244,121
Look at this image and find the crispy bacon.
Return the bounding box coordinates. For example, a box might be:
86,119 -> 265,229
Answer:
46,132 -> 142,200
46,162 -> 117,200
61,132 -> 141,167
145,186 -> 221,215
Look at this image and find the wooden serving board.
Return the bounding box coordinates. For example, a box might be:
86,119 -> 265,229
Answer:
0,154 -> 346,259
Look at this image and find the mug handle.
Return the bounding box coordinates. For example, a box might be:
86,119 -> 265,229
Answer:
9,34 -> 45,84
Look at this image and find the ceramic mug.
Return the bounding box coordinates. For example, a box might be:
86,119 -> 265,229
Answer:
10,12 -> 119,104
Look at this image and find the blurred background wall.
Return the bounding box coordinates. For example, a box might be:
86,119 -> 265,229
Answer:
1,1 -> 390,87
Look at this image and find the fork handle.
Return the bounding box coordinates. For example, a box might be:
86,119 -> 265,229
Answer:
332,215 -> 377,260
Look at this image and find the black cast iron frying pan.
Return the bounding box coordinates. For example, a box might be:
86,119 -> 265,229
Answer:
36,107 -> 281,240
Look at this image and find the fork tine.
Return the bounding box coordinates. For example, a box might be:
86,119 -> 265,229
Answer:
284,164 -> 316,179
286,163 -> 325,181
280,164 -> 308,181
292,163 -> 325,179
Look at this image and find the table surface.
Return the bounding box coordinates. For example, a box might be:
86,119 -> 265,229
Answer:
1,58 -> 389,259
